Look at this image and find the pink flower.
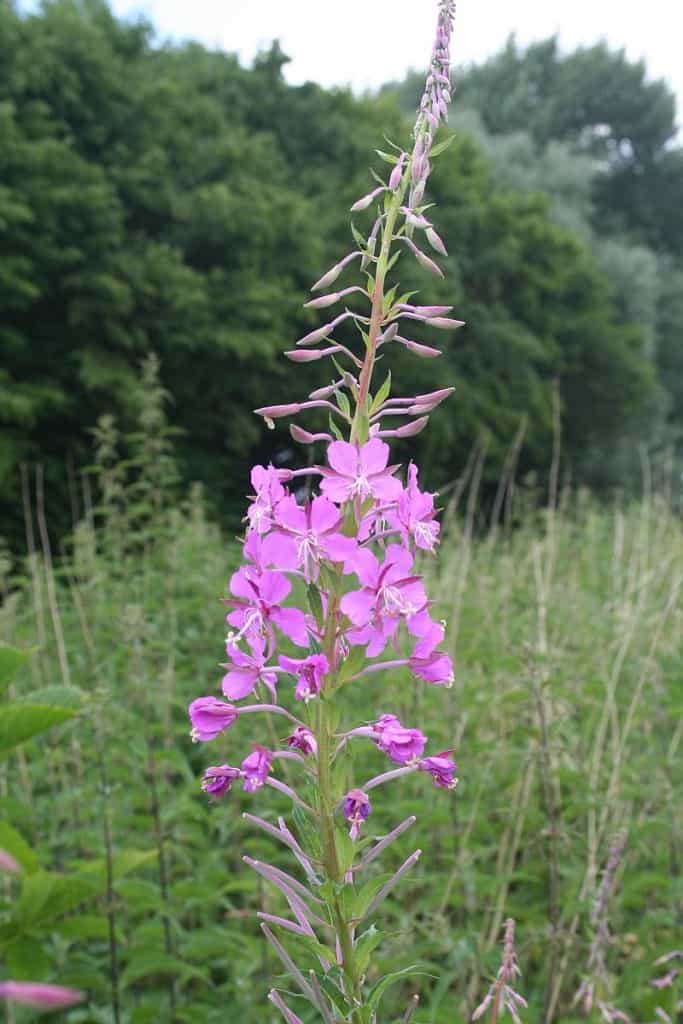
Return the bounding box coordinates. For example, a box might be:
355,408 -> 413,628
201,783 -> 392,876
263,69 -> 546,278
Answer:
410,649 -> 454,685
262,495 -> 357,581
343,788 -> 372,841
0,848 -> 20,874
242,746 -> 273,792
0,982 -> 83,1009
408,607 -> 446,658
419,752 -> 458,789
388,463 -> 440,551
279,653 -> 329,701
246,464 -> 287,534
226,567 -> 308,647
320,438 -> 402,505
222,635 -> 278,700
373,713 -> 426,764
189,697 -> 239,741
286,726 -> 318,756
341,545 -> 428,657
202,764 -> 241,799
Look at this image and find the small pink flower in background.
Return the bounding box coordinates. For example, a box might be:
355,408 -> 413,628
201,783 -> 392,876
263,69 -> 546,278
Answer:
247,464 -> 287,534
279,653 -> 329,701
189,697 -> 238,741
226,568 -> 308,647
419,752 -> 458,789
389,463 -> 440,552
0,848 -> 20,874
286,726 -> 317,757
222,635 -> 278,700
343,788 -> 372,841
320,439 -> 402,504
241,746 -> 273,792
263,495 -> 357,581
373,714 -> 426,764
201,764 -> 241,799
0,982 -> 83,1009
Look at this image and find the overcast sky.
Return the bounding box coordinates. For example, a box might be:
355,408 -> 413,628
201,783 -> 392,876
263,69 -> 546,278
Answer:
110,0 -> 681,122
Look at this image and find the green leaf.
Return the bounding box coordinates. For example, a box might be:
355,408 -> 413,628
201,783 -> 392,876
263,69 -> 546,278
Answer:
73,848 -> 157,881
53,915 -> 111,941
351,874 -> 392,921
354,925 -> 383,975
328,414 -> 344,441
0,645 -> 33,697
336,646 -> 366,686
307,582 -> 325,631
336,389 -> 351,419
0,821 -> 40,874
366,964 -> 429,1017
0,704 -> 76,757
14,685 -> 84,709
14,872 -> 100,927
5,934 -> 51,980
121,951 -> 208,988
429,134 -> 456,158
369,371 -> 392,416
374,149 -> 398,165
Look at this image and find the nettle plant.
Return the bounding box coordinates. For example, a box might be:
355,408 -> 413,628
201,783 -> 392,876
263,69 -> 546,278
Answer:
189,4 -> 464,1022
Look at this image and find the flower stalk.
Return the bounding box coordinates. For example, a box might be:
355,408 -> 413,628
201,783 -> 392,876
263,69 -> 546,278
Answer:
189,3 -> 460,1020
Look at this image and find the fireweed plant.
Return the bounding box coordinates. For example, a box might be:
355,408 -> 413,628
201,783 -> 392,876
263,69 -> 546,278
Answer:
189,3 -> 463,1021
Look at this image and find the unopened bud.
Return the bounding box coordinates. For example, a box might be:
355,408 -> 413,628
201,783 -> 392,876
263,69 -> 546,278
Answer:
311,251 -> 361,292
350,186 -> 386,212
425,227 -> 448,256
296,323 -> 333,347
425,317 -> 465,329
397,337 -> 442,358
304,293 -> 340,309
389,152 -> 406,191
395,416 -> 429,437
290,425 -> 332,444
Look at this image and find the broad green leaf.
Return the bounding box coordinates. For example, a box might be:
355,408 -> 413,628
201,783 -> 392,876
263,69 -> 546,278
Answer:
0,704 -> 75,757
15,872 -> 99,927
0,645 -> 33,697
354,925 -> 383,975
0,821 -> 40,874
53,915 -> 111,941
15,685 -> 84,709
5,934 -> 50,980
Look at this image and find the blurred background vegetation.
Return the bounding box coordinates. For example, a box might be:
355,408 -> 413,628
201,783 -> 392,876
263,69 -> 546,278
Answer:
1,2 -> 682,1022
2,0 -> 683,554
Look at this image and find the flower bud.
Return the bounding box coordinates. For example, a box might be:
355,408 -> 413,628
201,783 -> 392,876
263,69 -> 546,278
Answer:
304,292 -> 341,309
290,425 -> 332,444
350,186 -> 386,212
425,227 -> 448,256
311,251 -> 361,292
425,317 -> 465,329
397,336 -> 442,358
394,416 -> 429,437
295,323 -> 333,347
389,152 -> 406,191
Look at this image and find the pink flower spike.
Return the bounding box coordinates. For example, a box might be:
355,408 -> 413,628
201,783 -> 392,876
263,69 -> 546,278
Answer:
201,764 -> 241,799
350,186 -> 386,212
311,251 -> 361,292
343,788 -> 372,841
0,982 -> 83,1009
286,725 -> 318,756
0,848 -> 20,874
242,746 -> 274,793
319,438 -> 402,505
189,697 -> 239,742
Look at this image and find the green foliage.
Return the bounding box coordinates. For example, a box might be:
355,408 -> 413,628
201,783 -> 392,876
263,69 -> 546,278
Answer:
1,438 -> 680,1021
0,1 -> 673,551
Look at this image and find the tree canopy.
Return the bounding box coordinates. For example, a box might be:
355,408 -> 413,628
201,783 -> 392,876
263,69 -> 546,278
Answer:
0,2 -> 674,549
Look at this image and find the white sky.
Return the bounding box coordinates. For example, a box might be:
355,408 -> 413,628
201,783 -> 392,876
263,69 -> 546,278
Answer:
110,0 -> 681,124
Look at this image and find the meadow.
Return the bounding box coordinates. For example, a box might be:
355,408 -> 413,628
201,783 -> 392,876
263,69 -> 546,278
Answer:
1,381 -> 680,1023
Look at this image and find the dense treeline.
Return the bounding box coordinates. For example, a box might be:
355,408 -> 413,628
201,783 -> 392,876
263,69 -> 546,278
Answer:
1,2 -> 680,549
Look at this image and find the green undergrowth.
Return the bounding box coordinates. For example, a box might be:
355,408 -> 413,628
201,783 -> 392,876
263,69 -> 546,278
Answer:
0,386 -> 680,1023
